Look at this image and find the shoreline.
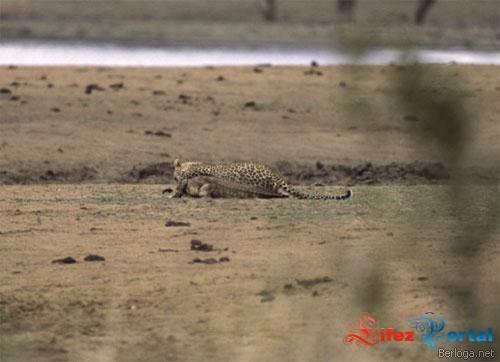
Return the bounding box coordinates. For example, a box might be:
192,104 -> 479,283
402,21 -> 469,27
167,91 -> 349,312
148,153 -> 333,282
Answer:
3,37 -> 500,52
1,42 -> 500,68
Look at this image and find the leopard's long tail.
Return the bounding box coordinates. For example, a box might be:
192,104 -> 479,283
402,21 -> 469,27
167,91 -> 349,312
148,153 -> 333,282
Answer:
281,183 -> 352,200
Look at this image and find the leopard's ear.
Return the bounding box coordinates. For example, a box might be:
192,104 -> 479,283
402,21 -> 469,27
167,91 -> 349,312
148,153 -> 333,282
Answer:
173,159 -> 181,167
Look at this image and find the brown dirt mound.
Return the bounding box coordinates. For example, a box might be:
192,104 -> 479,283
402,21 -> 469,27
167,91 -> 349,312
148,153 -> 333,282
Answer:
0,161 -> 453,185
274,161 -> 450,186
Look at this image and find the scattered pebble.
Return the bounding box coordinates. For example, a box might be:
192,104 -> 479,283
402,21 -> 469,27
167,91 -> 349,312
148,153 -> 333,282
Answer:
339,81 -> 347,87
51,107 -> 61,113
165,220 -> 191,227
84,254 -> 105,262
256,290 -> 275,303
158,248 -> 178,253
244,101 -> 256,108
191,257 -> 218,264
216,76 -> 225,81
144,130 -> 171,137
52,256 -> 77,264
152,90 -> 166,95
0,88 -> 12,94
191,239 -> 213,252
295,276 -> 332,287
109,82 -> 124,90
283,283 -> 294,290
260,295 -> 275,303
85,83 -> 105,94
178,94 -> 191,103
304,69 -> 322,76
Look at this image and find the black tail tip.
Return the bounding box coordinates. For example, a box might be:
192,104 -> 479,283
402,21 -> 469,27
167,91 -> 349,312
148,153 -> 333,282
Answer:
344,189 -> 353,199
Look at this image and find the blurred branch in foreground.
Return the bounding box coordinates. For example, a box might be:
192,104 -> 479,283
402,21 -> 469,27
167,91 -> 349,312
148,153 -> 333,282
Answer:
392,60 -> 499,328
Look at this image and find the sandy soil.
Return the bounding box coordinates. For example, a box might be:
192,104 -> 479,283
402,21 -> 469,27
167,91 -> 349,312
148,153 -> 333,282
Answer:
0,65 -> 499,362
1,65 -> 499,184
1,184 -> 498,362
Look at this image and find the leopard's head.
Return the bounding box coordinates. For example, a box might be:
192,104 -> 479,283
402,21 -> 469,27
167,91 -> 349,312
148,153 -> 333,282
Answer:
173,159 -> 202,181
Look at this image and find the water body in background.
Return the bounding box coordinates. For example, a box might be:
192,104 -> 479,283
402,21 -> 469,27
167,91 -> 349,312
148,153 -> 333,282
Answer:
1,40 -> 499,66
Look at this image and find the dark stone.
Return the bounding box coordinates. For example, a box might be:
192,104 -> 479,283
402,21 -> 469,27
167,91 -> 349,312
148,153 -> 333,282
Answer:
144,130 -> 171,137
52,256 -> 77,264
190,239 -> 213,252
296,276 -> 332,287
191,257 -> 218,264
84,254 -> 105,262
165,220 -> 191,227
85,83 -> 105,94
109,83 -> 124,90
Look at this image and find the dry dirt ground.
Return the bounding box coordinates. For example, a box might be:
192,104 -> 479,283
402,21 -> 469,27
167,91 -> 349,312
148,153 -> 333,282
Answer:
0,65 -> 499,361
0,184 -> 498,362
1,65 -> 499,183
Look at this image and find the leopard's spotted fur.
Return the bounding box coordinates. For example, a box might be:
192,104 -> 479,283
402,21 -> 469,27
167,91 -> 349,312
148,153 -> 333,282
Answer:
168,159 -> 352,200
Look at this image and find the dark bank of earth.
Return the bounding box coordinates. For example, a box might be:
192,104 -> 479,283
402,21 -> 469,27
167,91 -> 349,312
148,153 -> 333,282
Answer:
0,160 -> 463,185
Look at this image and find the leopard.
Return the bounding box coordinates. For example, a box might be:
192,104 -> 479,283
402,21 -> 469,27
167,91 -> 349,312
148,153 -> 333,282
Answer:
164,159 -> 352,200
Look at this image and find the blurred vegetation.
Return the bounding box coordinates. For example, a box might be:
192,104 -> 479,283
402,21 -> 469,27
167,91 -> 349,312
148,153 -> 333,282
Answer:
336,39 -> 499,339
1,0 -> 499,48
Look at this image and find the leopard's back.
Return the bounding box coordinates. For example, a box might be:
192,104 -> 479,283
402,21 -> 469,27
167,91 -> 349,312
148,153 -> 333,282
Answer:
172,159 -> 352,200
175,160 -> 286,193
